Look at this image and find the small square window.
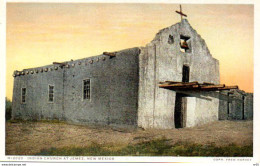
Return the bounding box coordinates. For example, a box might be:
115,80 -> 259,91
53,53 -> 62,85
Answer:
168,35 -> 174,44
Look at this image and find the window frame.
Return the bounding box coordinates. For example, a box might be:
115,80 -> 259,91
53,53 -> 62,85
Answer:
21,87 -> 26,104
48,84 -> 55,103
82,78 -> 91,101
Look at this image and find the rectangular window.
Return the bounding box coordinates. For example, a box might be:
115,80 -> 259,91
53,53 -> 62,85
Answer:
48,85 -> 54,102
21,88 -> 26,103
83,79 -> 91,100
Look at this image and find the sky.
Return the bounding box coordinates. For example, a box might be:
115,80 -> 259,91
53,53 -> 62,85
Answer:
6,3 -> 254,100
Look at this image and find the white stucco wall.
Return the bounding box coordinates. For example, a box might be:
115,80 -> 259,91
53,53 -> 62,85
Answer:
186,97 -> 196,127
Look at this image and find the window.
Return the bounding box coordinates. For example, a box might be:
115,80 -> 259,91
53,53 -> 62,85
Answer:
83,79 -> 91,100
180,35 -> 191,53
48,85 -> 54,102
21,88 -> 26,103
168,35 -> 174,44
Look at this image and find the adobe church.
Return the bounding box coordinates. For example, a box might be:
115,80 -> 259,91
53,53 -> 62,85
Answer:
11,8 -> 253,129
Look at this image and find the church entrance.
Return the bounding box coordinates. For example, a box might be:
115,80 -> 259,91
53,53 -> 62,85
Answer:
174,65 -> 189,128
174,93 -> 187,128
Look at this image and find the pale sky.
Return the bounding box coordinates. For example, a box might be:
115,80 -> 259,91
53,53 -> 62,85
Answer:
6,3 -> 254,100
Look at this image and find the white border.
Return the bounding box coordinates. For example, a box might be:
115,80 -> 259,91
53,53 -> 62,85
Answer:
0,0 -> 6,161
4,0 -> 256,4
253,0 -> 260,161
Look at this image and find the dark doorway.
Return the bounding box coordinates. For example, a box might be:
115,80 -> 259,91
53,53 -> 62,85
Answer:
182,65 -> 190,82
174,93 -> 187,128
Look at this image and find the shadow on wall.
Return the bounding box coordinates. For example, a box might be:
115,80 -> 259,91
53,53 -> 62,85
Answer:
173,89 -> 253,121
175,90 -> 219,101
172,90 -> 219,128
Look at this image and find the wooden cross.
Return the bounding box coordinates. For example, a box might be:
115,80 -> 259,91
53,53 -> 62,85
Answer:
175,5 -> 187,20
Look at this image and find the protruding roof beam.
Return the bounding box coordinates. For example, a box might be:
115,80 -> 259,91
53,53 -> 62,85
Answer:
200,84 -> 225,89
103,52 -> 117,58
53,62 -> 67,67
218,86 -> 239,90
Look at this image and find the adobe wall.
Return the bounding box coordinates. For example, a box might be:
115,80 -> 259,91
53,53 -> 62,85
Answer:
244,93 -> 253,120
63,48 -> 140,127
229,92 -> 244,120
138,19 -> 220,129
12,47 -> 140,128
12,65 -> 64,120
218,91 -> 229,120
219,90 -> 253,120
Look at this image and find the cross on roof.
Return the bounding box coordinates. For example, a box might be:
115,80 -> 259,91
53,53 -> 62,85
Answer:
175,5 -> 187,20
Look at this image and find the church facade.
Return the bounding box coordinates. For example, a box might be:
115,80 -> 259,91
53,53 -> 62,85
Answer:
11,19 -> 253,129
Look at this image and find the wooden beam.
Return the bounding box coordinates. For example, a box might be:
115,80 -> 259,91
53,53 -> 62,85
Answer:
103,52 -> 116,57
178,82 -> 199,86
159,83 -> 188,88
175,11 -> 187,17
53,62 -> 67,66
188,81 -> 199,85
158,80 -> 239,92
202,82 -> 215,85
192,85 -> 199,88
176,86 -> 199,89
200,84 -> 225,89
218,86 -> 239,90
163,81 -> 198,85
159,82 -> 199,88
159,81 -> 174,85
159,81 -> 167,84
165,81 -> 182,84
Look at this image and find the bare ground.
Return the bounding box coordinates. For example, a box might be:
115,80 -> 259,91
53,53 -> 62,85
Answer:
5,120 -> 253,155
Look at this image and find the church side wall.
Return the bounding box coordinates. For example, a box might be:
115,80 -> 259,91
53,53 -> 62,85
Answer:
12,65 -> 64,120
12,48 -> 140,128
64,48 -> 140,127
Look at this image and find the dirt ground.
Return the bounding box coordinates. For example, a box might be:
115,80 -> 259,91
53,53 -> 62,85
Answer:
5,120 -> 253,155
